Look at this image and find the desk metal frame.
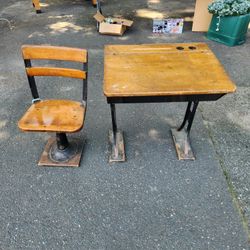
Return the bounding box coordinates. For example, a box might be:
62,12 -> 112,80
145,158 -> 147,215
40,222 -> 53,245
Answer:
107,94 -> 225,162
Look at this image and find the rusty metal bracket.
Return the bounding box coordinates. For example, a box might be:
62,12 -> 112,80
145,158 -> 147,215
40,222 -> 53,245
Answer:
108,130 -> 125,162
171,128 -> 195,160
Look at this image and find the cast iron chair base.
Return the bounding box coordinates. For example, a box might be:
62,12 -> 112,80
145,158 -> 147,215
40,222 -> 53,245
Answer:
38,137 -> 84,167
108,130 -> 125,162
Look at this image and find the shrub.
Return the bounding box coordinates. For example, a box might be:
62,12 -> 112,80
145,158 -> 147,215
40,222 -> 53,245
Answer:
208,0 -> 250,16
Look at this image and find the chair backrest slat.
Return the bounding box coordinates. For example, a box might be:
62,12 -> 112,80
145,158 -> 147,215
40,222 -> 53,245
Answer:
21,45 -> 88,102
22,45 -> 87,63
26,67 -> 86,79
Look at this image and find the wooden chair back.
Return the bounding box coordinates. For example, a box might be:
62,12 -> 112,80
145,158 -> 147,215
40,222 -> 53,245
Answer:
21,45 -> 88,102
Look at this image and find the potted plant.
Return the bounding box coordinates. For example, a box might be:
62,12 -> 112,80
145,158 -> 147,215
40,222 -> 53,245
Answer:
207,0 -> 250,46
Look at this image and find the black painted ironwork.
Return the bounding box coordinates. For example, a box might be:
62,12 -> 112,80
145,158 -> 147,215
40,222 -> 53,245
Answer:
24,59 -> 39,100
97,0 -> 102,13
110,103 -> 118,146
107,94 -> 224,147
49,133 -> 78,162
56,133 -> 69,150
107,94 -> 225,104
82,59 -> 88,105
178,101 -> 199,134
96,0 -> 102,31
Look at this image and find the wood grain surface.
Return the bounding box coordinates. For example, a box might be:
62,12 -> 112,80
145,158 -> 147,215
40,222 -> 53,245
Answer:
103,43 -> 236,97
26,67 -> 86,79
22,45 -> 87,63
18,100 -> 85,133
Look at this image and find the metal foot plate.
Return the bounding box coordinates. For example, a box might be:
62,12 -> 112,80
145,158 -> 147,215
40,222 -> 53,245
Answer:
171,129 -> 195,160
38,137 -> 84,167
108,130 -> 125,162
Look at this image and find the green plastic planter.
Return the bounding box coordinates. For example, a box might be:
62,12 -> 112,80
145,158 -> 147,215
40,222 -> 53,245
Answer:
207,14 -> 250,46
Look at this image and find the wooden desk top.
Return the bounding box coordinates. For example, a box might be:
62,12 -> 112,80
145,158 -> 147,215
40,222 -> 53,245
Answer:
103,43 -> 236,97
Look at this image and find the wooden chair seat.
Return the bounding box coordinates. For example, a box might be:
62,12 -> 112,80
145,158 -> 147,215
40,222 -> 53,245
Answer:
18,100 -> 85,133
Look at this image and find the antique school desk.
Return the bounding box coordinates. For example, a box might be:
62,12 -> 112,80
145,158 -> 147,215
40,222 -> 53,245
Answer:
103,43 -> 236,162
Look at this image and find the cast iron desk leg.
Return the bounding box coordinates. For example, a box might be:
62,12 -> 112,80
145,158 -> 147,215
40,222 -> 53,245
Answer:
171,101 -> 199,160
96,0 -> 102,30
108,103 -> 125,162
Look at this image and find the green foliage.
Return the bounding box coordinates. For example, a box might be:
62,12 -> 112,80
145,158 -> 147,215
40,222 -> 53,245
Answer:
208,0 -> 250,16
